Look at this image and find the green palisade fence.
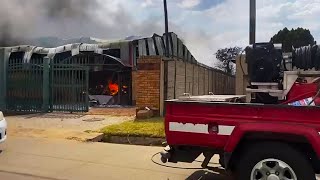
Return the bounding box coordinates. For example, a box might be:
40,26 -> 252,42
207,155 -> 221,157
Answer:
4,55 -> 89,113
6,56 -> 44,112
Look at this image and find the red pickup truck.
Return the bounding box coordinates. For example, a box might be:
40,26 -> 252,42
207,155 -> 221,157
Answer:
161,95 -> 320,180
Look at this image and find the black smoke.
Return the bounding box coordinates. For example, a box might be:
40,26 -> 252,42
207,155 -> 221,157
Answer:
0,0 -> 100,46
43,0 -> 98,19
0,0 -> 164,47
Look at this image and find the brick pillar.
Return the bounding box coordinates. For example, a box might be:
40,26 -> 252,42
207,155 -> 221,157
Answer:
134,56 -> 161,111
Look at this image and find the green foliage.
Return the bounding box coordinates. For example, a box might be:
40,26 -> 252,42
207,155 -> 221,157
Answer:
215,46 -> 242,75
271,27 -> 315,52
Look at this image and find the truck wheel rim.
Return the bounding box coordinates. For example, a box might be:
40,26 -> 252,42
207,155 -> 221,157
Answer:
250,158 -> 297,180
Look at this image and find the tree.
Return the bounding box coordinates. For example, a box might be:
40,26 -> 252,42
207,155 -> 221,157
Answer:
271,27 -> 315,52
215,46 -> 242,75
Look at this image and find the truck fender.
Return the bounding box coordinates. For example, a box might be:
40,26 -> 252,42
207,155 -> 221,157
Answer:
224,123 -> 320,156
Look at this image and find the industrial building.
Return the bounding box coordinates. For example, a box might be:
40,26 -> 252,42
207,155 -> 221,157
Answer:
0,32 -> 235,115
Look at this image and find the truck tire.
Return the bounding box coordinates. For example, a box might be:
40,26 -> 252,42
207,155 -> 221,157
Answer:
235,142 -> 315,180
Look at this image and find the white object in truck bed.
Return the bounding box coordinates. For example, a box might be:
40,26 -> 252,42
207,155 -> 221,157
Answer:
178,94 -> 246,102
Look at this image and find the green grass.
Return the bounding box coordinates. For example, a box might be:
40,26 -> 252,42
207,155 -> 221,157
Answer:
100,117 -> 165,138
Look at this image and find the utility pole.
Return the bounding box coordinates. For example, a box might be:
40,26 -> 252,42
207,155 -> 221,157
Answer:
163,0 -> 170,57
249,0 -> 256,44
162,0 -> 170,112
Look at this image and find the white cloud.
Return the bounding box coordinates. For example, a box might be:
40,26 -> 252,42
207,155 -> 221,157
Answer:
176,0 -> 320,65
178,0 -> 201,9
2,0 -> 320,67
141,0 -> 153,8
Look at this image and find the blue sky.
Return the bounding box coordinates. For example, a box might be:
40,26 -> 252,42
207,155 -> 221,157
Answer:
2,0 -> 320,66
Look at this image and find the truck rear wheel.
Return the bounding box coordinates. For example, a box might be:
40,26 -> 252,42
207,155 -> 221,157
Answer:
235,142 -> 315,180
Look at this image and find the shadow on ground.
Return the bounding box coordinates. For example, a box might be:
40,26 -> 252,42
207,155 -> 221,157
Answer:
22,113 -> 85,119
186,167 -> 232,180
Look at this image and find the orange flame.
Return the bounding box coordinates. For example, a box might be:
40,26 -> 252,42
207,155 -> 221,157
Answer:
109,82 -> 119,96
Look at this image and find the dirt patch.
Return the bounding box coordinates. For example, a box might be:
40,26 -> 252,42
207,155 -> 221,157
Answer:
6,113 -> 133,141
86,107 -> 136,116
8,128 -> 104,142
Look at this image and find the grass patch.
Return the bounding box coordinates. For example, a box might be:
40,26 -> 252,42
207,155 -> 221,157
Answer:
100,117 -> 165,138
84,130 -> 99,134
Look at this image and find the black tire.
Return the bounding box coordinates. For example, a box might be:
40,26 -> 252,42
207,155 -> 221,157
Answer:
235,142 -> 315,180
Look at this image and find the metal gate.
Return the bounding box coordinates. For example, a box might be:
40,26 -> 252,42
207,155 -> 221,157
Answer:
6,56 -> 46,112
50,55 -> 89,112
6,55 -> 89,113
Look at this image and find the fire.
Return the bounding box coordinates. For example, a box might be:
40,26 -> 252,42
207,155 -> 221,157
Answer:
109,82 -> 119,96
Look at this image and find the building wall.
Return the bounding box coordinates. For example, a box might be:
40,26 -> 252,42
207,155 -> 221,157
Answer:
134,56 -> 236,116
131,71 -> 137,105
175,60 -> 186,98
164,58 -> 235,98
186,63 -> 194,94
199,67 -> 205,95
167,60 -> 175,100
208,70 -> 213,93
235,54 -> 248,95
193,65 -> 199,95
134,56 -> 161,110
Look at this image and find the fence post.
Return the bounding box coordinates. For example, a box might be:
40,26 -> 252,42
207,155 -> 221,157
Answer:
0,48 -> 6,111
42,57 -> 50,112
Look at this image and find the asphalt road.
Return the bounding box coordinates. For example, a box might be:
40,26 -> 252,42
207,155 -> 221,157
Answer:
0,137 -> 319,180
0,137 -> 227,180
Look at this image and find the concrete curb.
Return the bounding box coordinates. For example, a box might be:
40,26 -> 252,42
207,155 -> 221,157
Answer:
101,135 -> 166,146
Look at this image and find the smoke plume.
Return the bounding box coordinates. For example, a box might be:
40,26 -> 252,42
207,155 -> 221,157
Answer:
0,0 -> 164,47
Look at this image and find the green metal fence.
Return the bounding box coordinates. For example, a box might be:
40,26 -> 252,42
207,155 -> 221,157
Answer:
50,63 -> 89,112
49,54 -> 89,112
5,54 -> 89,113
6,56 -> 46,112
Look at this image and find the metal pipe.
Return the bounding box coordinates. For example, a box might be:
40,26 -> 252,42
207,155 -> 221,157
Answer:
249,0 -> 256,44
163,0 -> 170,57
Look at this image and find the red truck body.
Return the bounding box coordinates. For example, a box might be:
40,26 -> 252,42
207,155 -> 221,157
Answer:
164,100 -> 320,166
162,83 -> 320,179
166,101 -> 320,153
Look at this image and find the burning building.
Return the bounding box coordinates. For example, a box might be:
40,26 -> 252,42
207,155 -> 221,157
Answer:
0,32 -> 235,115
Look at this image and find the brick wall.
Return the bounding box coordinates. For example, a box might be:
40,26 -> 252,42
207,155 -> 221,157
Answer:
134,56 -> 161,109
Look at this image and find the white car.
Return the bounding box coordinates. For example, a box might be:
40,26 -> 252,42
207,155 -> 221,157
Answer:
0,111 -> 7,143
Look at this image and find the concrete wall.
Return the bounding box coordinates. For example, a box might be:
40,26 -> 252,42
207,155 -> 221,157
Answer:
175,60 -> 186,98
186,63 -> 194,94
165,58 -> 235,99
167,60 -> 175,100
235,54 -> 248,95
193,65 -> 199,95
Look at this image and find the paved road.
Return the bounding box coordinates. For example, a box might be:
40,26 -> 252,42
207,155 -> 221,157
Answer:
0,137 -> 319,180
0,137 -> 227,180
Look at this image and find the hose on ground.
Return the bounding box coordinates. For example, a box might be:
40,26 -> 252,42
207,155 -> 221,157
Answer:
150,152 -> 220,170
